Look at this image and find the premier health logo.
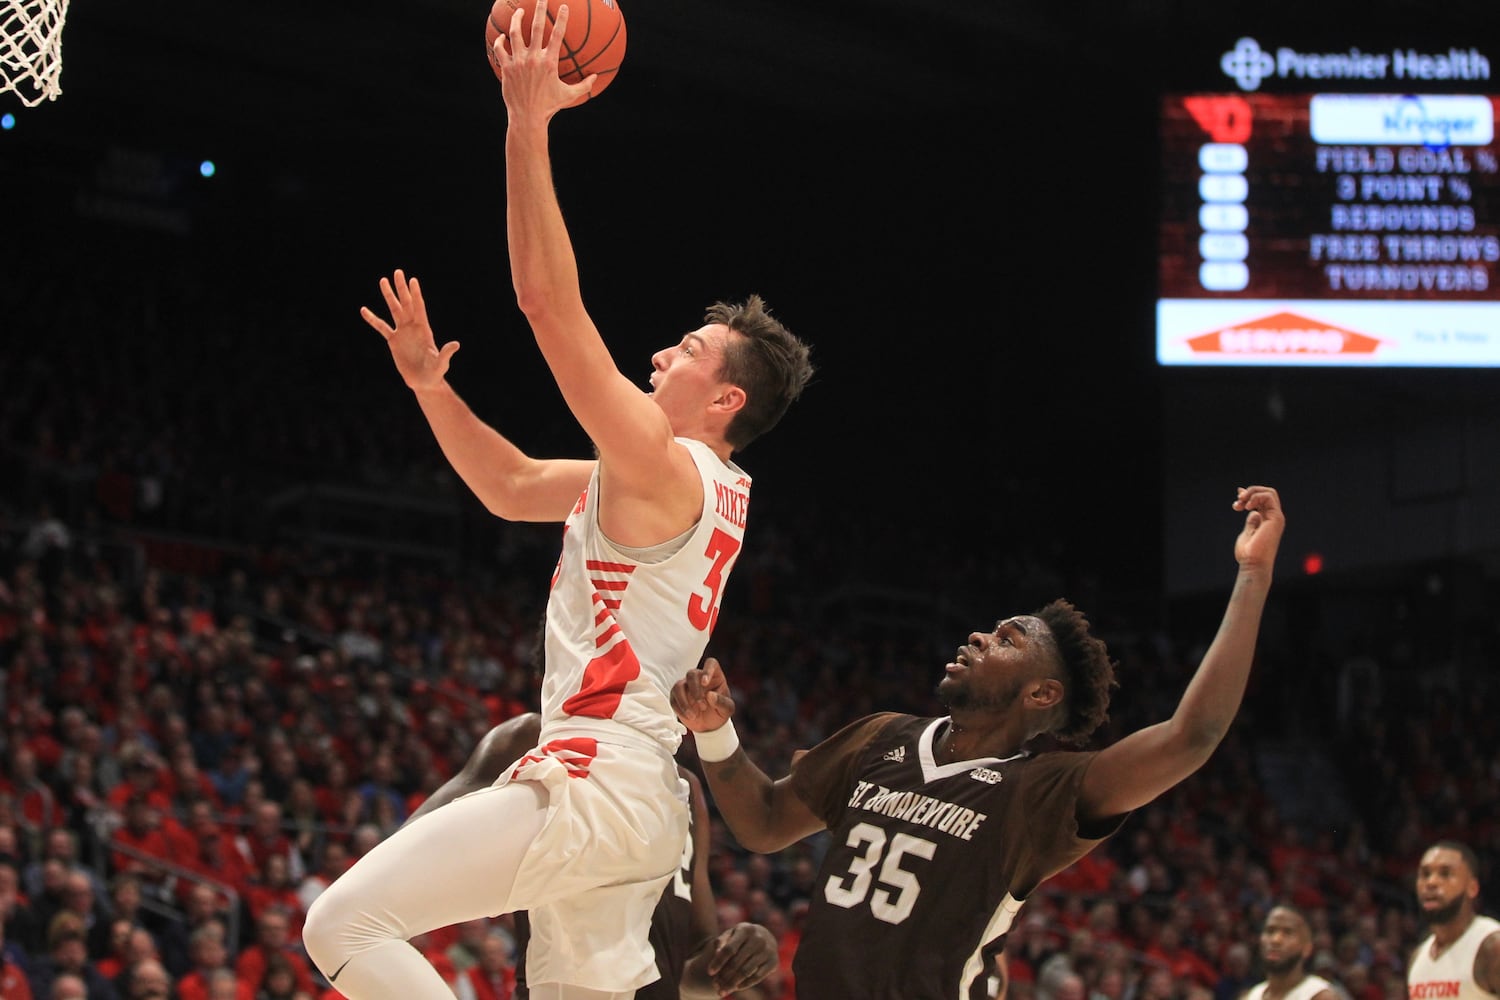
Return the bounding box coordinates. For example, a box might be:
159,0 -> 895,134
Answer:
1221,38 -> 1276,91
1219,38 -> 1490,91
1186,312 -> 1392,356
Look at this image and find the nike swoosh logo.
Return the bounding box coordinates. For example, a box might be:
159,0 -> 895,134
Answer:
329,958 -> 353,983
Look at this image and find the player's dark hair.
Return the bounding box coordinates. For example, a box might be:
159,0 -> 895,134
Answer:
1033,599 -> 1117,745
706,295 -> 813,450
1267,901 -> 1312,933
1430,840 -> 1482,880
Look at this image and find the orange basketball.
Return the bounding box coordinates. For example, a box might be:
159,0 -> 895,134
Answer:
485,0 -> 627,100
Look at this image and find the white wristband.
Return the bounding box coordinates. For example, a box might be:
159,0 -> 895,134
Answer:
693,721 -> 740,763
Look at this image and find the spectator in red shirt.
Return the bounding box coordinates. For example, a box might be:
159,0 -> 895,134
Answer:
311,759 -> 353,827
180,802 -> 251,901
109,796 -> 173,888
234,908 -> 314,997
0,746 -> 64,834
234,803 -> 304,886
176,921 -> 252,1000
0,919 -> 30,1000
1144,924 -> 1221,989
453,933 -> 515,1000
244,855 -> 304,942
252,953 -> 301,1000
105,756 -> 171,818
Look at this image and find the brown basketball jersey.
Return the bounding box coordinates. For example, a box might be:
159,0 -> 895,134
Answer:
788,713 -> 1122,999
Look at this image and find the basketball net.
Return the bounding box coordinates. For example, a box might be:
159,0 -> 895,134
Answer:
1,0 -> 69,106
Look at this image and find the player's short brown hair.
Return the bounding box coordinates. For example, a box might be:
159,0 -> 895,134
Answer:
707,295 -> 813,450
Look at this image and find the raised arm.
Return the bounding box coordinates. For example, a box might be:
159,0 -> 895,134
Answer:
670,658 -> 826,854
492,3 -> 701,530
362,271 -> 592,522
1077,485 -> 1285,821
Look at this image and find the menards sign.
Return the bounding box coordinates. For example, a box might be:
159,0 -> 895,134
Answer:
1187,311 -> 1392,354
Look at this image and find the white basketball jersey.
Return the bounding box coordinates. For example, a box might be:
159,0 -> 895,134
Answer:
1246,975 -> 1335,1000
539,437 -> 751,754
1410,916 -> 1500,1000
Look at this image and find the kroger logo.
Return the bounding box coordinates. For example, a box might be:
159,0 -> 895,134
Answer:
1221,38 -> 1275,90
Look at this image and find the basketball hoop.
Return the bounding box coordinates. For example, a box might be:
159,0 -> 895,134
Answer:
1,0 -> 69,107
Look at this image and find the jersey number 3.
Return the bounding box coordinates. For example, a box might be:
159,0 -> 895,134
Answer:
823,822 -> 937,925
687,527 -> 740,633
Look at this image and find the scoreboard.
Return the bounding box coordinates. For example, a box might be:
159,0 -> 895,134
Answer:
1156,38 -> 1500,366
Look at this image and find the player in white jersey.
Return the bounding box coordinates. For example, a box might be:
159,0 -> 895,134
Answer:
1243,905 -> 1337,1000
1409,841 -> 1500,1000
301,4 -> 812,998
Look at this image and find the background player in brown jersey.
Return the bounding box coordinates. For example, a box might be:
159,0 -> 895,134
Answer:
672,485 -> 1284,999
405,713 -> 780,999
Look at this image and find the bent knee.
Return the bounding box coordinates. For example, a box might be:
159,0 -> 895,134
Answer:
303,882 -> 364,971
301,890 -> 337,970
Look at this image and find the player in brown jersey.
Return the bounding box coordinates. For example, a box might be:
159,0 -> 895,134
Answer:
672,485 -> 1284,999
405,713 -> 780,999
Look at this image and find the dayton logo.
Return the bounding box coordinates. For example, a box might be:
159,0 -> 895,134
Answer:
1187,312 -> 1392,355
1221,37 -> 1275,91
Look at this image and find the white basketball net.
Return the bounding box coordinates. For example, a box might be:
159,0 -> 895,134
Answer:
1,0 -> 69,106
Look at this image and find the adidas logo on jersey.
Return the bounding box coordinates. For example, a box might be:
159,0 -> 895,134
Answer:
970,767 -> 1003,784
882,747 -> 907,763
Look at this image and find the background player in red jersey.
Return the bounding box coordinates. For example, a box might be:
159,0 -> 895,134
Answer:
405,712 -> 780,1000
673,485 -> 1284,999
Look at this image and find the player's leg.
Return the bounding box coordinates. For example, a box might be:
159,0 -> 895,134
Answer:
303,779 -> 548,999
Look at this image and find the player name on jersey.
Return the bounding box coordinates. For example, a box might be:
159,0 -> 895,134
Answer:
713,481 -> 748,529
846,780 -> 989,841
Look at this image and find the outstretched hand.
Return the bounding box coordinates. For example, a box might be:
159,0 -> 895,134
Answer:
360,269 -> 459,392
1231,485 -> 1284,571
671,657 -> 736,734
705,922 -> 779,996
491,0 -> 596,117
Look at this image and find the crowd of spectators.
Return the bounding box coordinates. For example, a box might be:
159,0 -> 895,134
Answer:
3,454 -> 1498,1000
3,231 -> 1499,1000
